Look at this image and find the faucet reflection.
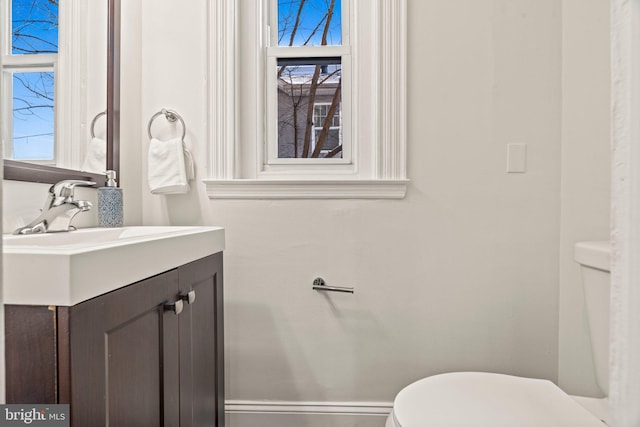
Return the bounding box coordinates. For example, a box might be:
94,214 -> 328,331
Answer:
14,180 -> 95,235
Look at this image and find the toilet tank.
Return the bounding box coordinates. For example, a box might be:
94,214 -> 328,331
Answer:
574,241 -> 610,396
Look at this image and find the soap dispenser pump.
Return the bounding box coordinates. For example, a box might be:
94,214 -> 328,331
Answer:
98,170 -> 123,227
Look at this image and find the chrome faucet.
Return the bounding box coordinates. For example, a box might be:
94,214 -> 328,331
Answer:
14,180 -> 96,235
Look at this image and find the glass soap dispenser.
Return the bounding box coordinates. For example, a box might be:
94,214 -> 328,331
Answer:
98,170 -> 123,227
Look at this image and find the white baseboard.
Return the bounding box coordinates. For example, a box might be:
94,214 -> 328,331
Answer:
225,400 -> 393,427
226,400 -> 393,415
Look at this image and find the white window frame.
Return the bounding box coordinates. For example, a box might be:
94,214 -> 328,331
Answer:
1,63 -> 56,162
0,0 -> 86,169
205,0 -> 407,199
268,58 -> 350,166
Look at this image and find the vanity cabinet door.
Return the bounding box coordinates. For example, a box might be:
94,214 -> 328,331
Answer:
177,253 -> 224,427
69,269 -> 181,427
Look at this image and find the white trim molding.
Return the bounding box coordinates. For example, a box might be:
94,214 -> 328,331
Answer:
225,400 -> 393,416
57,0 -> 87,170
610,0 -> 640,425
208,0 -> 236,181
206,0 -> 408,199
379,0 -> 407,181
203,179 -> 408,199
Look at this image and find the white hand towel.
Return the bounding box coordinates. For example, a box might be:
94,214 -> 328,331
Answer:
148,137 -> 193,194
81,137 -> 106,173
182,139 -> 195,181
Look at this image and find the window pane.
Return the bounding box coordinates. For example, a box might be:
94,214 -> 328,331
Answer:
277,58 -> 342,158
12,71 -> 55,161
314,128 -> 340,151
12,0 -> 59,54
278,0 -> 342,47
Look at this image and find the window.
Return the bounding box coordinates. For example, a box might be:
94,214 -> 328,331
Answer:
1,0 -> 58,163
1,0 -> 94,170
206,0 -> 407,199
268,1 -> 348,164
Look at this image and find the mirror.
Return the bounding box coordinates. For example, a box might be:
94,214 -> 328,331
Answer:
2,0 -> 120,186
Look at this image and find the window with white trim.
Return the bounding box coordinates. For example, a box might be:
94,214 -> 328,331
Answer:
1,0 -> 96,170
206,0 -> 407,199
1,0 -> 58,164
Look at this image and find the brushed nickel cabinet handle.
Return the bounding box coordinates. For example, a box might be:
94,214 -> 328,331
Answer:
179,290 -> 196,305
164,299 -> 184,315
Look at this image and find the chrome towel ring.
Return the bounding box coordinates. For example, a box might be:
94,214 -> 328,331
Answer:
90,111 -> 106,139
147,108 -> 186,140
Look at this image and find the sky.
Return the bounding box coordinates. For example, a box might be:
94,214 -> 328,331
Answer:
10,0 -> 58,160
278,0 -> 342,47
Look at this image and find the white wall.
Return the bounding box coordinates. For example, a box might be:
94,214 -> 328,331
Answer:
559,0 -> 611,397
136,0 -> 565,422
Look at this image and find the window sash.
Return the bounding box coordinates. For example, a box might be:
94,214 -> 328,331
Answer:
265,49 -> 352,166
264,0 -> 352,167
1,0 -> 59,164
3,66 -> 57,162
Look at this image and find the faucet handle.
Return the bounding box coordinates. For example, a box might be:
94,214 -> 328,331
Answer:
51,180 -> 96,198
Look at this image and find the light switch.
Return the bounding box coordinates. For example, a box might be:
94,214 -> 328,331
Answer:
507,143 -> 527,173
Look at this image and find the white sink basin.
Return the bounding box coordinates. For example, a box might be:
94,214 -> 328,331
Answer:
3,226 -> 225,306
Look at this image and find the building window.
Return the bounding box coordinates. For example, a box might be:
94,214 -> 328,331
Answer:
312,101 -> 342,157
206,0 -> 408,199
1,0 -> 58,163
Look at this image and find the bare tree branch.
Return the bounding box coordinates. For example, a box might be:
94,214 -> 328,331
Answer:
13,73 -> 54,102
286,0 -> 306,46
302,14 -> 327,46
301,0 -> 337,157
325,144 -> 342,158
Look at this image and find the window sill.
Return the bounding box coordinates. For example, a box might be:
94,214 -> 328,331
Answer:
203,179 -> 409,199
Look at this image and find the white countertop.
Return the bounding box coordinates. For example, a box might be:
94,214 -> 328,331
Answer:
3,226 -> 225,306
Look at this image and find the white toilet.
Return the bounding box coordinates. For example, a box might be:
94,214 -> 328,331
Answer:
386,241 -> 611,427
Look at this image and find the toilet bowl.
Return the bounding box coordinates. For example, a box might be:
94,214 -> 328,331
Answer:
385,372 -> 606,427
386,241 -> 611,426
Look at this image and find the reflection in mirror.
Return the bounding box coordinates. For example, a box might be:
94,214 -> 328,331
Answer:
1,0 -> 119,185
4,0 -> 58,164
82,111 -> 107,173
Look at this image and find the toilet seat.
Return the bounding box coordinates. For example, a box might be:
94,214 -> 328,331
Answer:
390,372 -> 605,427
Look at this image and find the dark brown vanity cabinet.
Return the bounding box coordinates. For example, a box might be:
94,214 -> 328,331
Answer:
5,253 -> 224,427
